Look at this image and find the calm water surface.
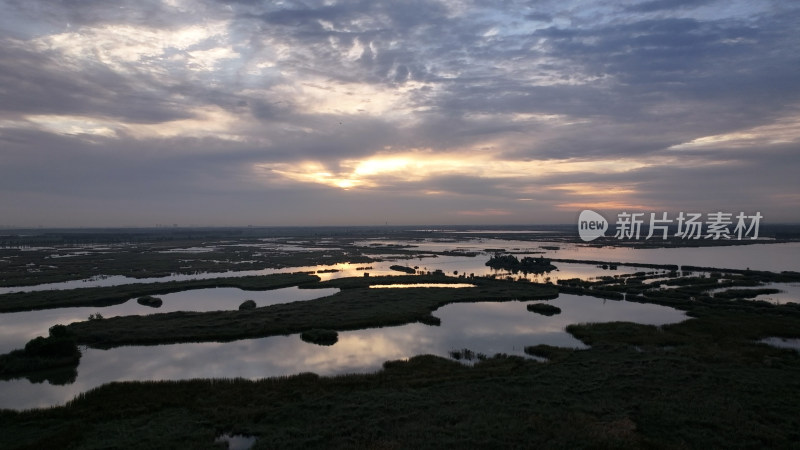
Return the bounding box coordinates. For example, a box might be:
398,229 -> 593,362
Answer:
359,239 -> 800,272
760,337 -> 800,351
2,239 -> 797,411
4,241 -> 797,294
0,255 -> 642,294
0,294 -> 685,410
0,287 -> 339,353
751,283 -> 800,304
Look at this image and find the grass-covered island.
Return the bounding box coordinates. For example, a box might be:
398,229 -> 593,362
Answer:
527,302 -> 562,316
136,295 -> 163,308
300,329 -> 338,346
389,264 -> 417,274
0,325 -> 81,384
486,253 -> 557,274
56,274 -> 558,348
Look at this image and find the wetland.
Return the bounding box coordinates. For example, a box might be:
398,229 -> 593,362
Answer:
1,226 -> 799,448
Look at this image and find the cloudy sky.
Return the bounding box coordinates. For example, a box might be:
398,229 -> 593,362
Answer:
1,0 -> 798,227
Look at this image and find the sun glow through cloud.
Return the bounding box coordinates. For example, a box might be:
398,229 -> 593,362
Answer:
668,116 -> 800,150
261,152 -> 654,191
1,0 -> 798,226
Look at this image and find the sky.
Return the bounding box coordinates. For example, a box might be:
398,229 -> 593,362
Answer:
1,0 -> 799,227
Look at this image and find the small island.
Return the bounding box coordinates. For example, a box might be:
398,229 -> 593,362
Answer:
0,325 -> 81,379
526,303 -> 562,316
300,329 -> 338,346
389,265 -> 417,274
238,299 -> 257,310
486,254 -> 557,274
136,295 -> 163,308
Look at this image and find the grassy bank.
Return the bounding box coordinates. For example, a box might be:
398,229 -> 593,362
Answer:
63,275 -> 558,348
0,272 -> 320,313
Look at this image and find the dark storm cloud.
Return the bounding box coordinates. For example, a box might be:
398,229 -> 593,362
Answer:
1,0 -> 196,32
237,0 -> 508,88
0,0 -> 798,226
415,8 -> 799,160
626,0 -> 716,13
0,41 -> 193,123
525,12 -> 553,23
411,175 -> 519,198
534,16 -> 794,103
257,115 -> 404,162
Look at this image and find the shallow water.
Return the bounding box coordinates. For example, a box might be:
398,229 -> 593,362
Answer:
358,239 -> 800,273
0,263 -> 370,294
214,434 -> 257,450
2,238 -> 797,411
0,293 -> 685,410
0,255 -> 643,294
760,337 -> 800,351
437,230 -> 560,234
4,240 -> 797,295
751,283 -> 800,304
369,283 -> 476,288
157,246 -> 219,253
546,242 -> 800,272
705,282 -> 800,304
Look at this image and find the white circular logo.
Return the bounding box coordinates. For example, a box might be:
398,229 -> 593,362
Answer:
578,210 -> 608,242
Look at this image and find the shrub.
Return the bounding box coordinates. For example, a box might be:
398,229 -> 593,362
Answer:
239,299 -> 257,310
49,324 -> 72,339
137,296 -> 163,308
300,329 -> 338,346
449,348 -> 485,361
486,253 -> 556,274
524,344 -> 560,359
23,329 -> 80,358
418,314 -> 441,326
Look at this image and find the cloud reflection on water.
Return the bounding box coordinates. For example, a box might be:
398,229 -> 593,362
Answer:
0,294 -> 686,410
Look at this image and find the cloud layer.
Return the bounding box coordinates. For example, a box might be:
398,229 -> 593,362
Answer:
1,0 -> 798,226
